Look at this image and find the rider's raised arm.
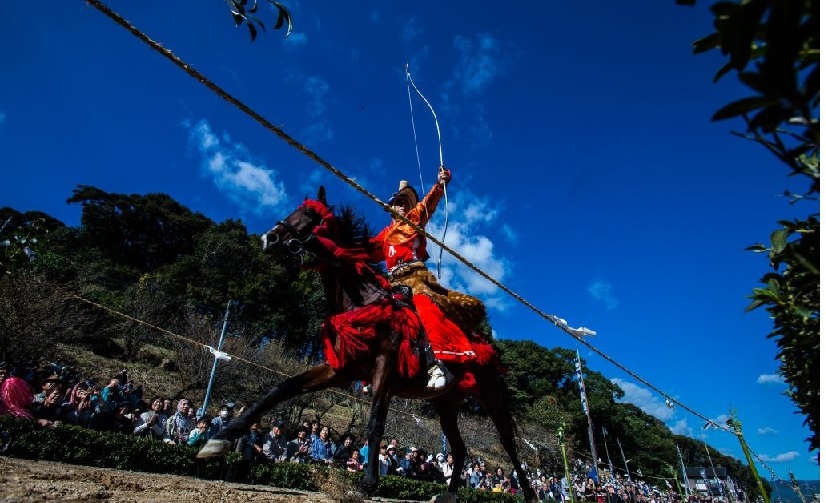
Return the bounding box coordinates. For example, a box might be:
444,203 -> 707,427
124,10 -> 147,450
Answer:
408,167 -> 451,228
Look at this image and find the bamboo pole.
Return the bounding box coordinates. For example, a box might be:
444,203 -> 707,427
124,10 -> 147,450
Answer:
729,413 -> 770,503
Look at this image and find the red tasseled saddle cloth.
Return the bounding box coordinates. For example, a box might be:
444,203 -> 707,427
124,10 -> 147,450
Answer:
320,295 -> 500,394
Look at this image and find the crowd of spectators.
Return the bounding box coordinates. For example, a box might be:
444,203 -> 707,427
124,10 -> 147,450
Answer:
0,360 -> 689,502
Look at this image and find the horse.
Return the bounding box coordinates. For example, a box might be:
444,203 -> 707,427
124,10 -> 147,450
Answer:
197,187 -> 537,503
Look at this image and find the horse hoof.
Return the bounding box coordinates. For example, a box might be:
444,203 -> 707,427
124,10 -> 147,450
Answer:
196,439 -> 233,459
428,493 -> 457,503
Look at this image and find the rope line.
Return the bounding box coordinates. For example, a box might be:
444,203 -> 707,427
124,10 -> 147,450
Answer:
69,293 -> 443,428
70,294 -> 287,378
82,0 -> 788,478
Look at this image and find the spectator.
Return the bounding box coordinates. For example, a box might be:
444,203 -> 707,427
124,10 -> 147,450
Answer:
385,444 -> 400,475
165,398 -> 196,445
309,418 -> 320,443
62,382 -> 94,427
468,462 -> 482,488
32,373 -> 61,405
263,421 -> 288,463
358,437 -> 370,466
311,425 -> 335,465
413,449 -> 433,481
187,418 -> 211,448
209,403 -> 234,438
442,453 -> 455,484
134,396 -> 167,440
32,382 -> 65,429
287,426 -> 311,463
377,444 -> 390,475
510,468 -> 521,494
492,467 -> 506,487
539,482 -> 551,501
0,376 -> 34,419
235,422 -> 265,463
346,449 -> 363,472
585,478 -> 598,501
333,433 -> 355,467
97,378 -> 122,415
109,401 -> 135,434
162,398 -> 173,417
399,448 -> 416,477
559,477 -> 571,503
233,422 -> 265,483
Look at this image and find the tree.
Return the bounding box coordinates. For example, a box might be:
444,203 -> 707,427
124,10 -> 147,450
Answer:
683,0 -> 819,450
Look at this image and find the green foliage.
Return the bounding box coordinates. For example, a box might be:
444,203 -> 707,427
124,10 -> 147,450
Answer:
226,0 -> 293,41
67,186 -> 214,277
0,417 -> 518,502
249,460 -> 318,490
0,208 -> 66,276
690,0 -> 818,192
684,0 -> 819,451
745,216 -> 819,448
0,416 -> 238,477
495,340 -> 576,415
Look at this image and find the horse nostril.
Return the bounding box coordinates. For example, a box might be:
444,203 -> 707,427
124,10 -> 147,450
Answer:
262,232 -> 279,251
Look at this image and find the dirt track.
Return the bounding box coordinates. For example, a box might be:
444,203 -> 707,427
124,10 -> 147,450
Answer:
0,456 -> 335,502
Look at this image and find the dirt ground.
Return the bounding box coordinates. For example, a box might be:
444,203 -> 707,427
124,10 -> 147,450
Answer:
0,456 -> 358,502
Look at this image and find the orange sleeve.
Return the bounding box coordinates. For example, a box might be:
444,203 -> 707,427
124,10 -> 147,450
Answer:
407,182 -> 444,227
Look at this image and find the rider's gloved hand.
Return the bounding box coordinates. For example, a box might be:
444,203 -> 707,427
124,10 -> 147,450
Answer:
438,166 -> 452,185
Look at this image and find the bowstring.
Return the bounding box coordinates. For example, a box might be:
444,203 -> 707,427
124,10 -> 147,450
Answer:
405,64 -> 449,279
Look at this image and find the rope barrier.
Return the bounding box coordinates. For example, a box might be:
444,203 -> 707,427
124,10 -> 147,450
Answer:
68,293 -> 441,430
80,0 -> 798,487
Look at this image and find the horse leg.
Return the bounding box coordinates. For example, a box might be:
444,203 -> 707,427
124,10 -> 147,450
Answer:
197,364 -> 348,458
431,393 -> 468,503
475,371 -> 539,503
359,353 -> 395,495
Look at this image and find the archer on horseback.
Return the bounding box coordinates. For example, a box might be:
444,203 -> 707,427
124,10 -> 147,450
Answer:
369,166 -> 487,390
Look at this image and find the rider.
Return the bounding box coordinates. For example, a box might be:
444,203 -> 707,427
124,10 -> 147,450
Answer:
369,166 -> 487,389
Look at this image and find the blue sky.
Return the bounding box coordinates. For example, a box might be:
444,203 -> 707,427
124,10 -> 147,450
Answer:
0,1 -> 818,481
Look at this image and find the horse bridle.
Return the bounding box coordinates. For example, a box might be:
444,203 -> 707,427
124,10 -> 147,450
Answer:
274,218 -> 317,257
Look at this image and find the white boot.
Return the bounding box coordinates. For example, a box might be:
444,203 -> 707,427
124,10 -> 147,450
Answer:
427,363 -> 452,390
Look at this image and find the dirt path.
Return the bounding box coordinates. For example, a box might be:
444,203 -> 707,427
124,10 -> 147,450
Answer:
0,456 -> 337,502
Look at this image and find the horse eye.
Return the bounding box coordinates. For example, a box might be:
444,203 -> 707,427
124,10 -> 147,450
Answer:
303,208 -> 316,217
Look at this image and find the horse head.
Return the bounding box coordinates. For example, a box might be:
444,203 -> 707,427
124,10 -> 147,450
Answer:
261,187 -> 332,266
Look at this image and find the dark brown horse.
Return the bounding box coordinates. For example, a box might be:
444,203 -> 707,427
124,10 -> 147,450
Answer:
197,188 -> 537,503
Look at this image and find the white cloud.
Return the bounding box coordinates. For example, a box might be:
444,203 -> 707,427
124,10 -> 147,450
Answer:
757,427 -> 778,435
757,374 -> 784,384
714,414 -> 729,424
809,454 -> 819,464
303,121 -> 334,145
670,419 -> 694,437
402,18 -> 423,44
185,119 -> 287,214
283,32 -> 307,47
500,223 -> 518,244
452,33 -> 506,96
611,378 -> 675,421
757,451 -> 800,463
303,76 -> 329,118
424,190 -> 510,310
589,280 -> 619,311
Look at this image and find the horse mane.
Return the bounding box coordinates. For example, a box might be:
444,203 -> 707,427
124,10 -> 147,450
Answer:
328,204 -> 372,253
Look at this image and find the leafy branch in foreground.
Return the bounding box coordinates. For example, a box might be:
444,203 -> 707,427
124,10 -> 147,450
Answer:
680,0 -> 819,450
225,0 -> 293,41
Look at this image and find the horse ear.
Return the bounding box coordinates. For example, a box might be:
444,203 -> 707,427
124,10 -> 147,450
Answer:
317,186 -> 327,206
